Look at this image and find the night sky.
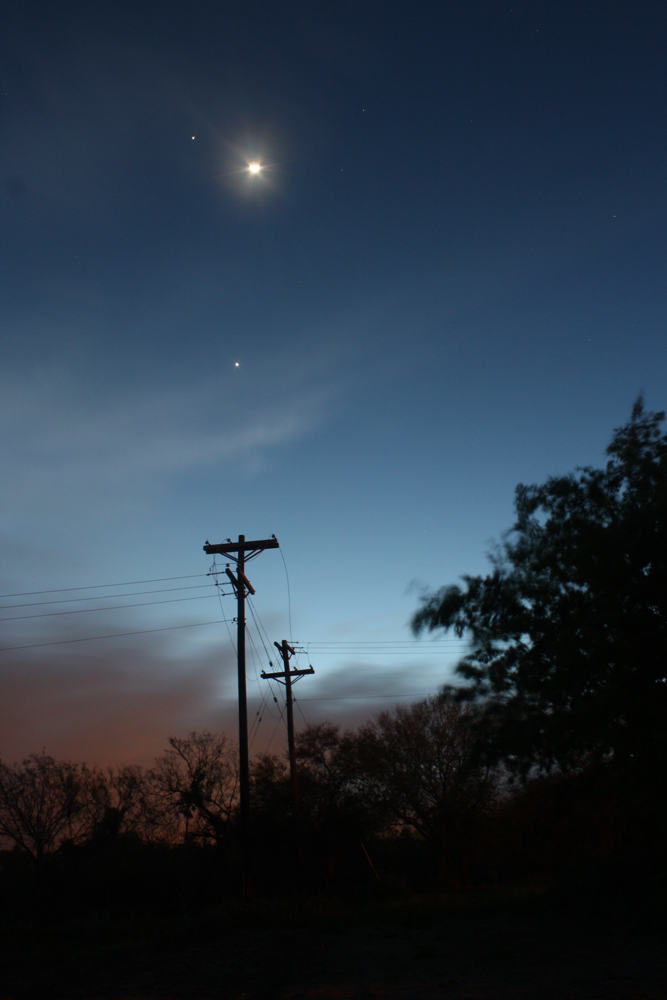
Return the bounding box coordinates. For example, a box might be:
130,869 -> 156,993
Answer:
2,1 -> 666,767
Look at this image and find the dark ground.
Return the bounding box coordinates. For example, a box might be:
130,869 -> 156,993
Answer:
1,883 -> 665,1000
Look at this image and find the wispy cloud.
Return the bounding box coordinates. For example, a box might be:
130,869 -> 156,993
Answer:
0,365 -> 331,517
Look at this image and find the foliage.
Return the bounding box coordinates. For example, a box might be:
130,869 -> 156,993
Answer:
295,722 -> 378,836
353,697 -> 495,843
412,400 -> 667,775
250,752 -> 290,824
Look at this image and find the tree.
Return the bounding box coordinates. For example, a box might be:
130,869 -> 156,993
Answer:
295,723 -> 350,826
0,754 -> 157,870
293,723 -> 384,884
353,697 -> 495,843
249,752 -> 290,825
81,764 -> 157,844
0,752 -> 96,869
412,400 -> 667,775
149,731 -> 239,847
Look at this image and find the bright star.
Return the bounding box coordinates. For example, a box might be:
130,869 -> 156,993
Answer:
234,361 -> 241,367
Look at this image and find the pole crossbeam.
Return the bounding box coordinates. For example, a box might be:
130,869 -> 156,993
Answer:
203,533 -> 278,901
261,668 -> 314,680
204,537 -> 278,561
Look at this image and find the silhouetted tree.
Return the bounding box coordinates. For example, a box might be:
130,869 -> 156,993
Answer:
82,764 -> 157,844
250,752 -> 290,824
413,400 -> 667,776
294,723 -> 383,884
353,697 -> 495,840
149,731 -> 239,847
0,752 -> 98,870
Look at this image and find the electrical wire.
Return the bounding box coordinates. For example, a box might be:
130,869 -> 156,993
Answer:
246,596 -> 274,665
243,611 -> 284,750
249,692 -> 270,748
300,640 -> 468,654
266,678 -> 286,722
303,640 -> 467,646
0,573 -> 209,600
264,713 -> 285,755
207,558 -> 266,752
294,692 -> 437,701
292,693 -> 309,728
209,560 -> 237,656
279,545 -> 292,642
245,622 -> 262,686
0,582 -> 216,611
0,618 -> 234,652
299,648 -> 468,656
0,592 -> 227,622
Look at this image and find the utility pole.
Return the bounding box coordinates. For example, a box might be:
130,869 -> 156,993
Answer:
203,534 -> 279,901
262,641 -> 314,819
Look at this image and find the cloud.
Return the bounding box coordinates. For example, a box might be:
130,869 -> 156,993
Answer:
285,658 -> 443,735
0,363 -> 331,520
0,636 -> 240,768
0,631 -> 444,768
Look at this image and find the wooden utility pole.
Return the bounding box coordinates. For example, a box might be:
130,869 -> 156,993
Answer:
262,641 -> 314,819
203,534 -> 279,900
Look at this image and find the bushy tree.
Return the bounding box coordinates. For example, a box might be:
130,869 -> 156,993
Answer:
295,723 -> 351,824
353,697 -> 495,842
412,400 -> 667,775
293,723 -> 385,884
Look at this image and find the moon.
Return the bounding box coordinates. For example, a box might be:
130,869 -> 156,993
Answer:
248,162 -> 261,174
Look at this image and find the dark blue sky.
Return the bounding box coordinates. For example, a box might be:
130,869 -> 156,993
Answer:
1,1 -> 666,765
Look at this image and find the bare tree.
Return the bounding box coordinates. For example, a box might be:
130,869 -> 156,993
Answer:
149,731 -> 239,847
79,763 -> 158,843
0,752 -> 94,868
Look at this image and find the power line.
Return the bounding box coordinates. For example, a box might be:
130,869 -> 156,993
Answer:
279,546 -> 293,642
0,592 -> 228,623
295,692 -> 437,701
246,596 -> 274,665
303,641 -> 466,646
0,618 -> 234,652
208,559 -> 238,656
0,582 -> 216,611
299,648 -> 468,655
0,573 -> 209,600
293,694 -> 309,728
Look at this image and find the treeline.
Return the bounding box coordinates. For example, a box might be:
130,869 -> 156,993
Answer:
0,697 -> 657,905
